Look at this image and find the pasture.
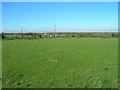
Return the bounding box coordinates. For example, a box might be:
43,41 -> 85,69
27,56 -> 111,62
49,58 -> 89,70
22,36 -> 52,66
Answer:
2,38 -> 118,88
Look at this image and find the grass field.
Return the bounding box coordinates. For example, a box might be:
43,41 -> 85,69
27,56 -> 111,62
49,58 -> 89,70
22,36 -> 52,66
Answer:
0,40 -> 2,89
2,38 -> 118,88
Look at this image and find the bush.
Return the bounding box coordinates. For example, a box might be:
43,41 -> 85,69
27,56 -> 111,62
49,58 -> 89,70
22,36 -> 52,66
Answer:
2,34 -> 6,39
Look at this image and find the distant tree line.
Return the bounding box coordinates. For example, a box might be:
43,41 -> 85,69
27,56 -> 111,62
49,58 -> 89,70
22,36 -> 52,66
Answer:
1,32 -> 118,40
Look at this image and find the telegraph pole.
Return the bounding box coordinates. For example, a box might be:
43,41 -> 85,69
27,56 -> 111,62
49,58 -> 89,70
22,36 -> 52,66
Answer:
54,25 -> 56,33
111,30 -> 112,38
21,26 -> 23,38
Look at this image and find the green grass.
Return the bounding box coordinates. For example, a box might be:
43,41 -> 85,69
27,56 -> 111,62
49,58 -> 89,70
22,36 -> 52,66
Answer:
0,40 -> 2,89
2,38 -> 118,88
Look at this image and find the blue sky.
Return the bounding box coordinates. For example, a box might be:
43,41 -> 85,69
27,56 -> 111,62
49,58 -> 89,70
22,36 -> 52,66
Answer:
2,2 -> 118,33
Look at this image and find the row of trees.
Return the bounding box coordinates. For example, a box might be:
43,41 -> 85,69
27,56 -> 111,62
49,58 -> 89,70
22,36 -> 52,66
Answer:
1,32 -> 118,40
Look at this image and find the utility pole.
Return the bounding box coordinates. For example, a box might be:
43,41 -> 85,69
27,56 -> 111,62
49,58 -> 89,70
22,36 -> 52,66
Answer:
21,26 -> 23,38
54,25 -> 56,33
111,30 -> 112,38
